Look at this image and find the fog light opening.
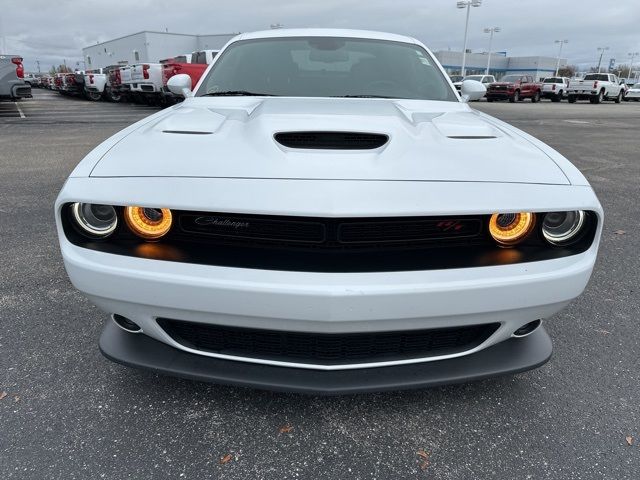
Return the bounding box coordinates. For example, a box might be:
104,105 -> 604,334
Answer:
112,314 -> 142,333
512,319 -> 542,338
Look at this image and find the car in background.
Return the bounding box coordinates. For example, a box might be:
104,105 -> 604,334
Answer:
128,63 -> 165,105
161,50 -> 219,104
486,74 -> 541,102
58,72 -> 85,97
541,77 -> 570,102
105,65 -> 126,102
452,74 -> 496,92
624,83 -> 640,101
118,65 -> 133,101
23,73 -> 37,87
618,77 -> 636,88
448,74 -> 463,84
567,73 -> 624,103
84,68 -> 109,101
0,55 -> 31,99
52,73 -> 63,91
55,29 -> 602,394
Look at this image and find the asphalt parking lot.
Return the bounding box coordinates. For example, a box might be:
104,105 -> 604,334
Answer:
1,90 -> 638,479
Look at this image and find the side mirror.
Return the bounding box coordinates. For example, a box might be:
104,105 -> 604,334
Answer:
167,74 -> 193,97
460,80 -> 486,102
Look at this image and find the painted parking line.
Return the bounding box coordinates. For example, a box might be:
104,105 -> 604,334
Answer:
15,102 -> 26,118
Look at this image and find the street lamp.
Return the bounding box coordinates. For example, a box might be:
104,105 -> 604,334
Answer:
554,39 -> 568,76
456,0 -> 482,77
483,27 -> 500,75
628,52 -> 639,80
596,47 -> 609,73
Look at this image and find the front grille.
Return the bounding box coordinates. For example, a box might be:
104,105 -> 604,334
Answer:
180,214 -> 326,244
178,212 -> 483,247
338,218 -> 482,244
274,131 -> 388,150
157,319 -> 500,366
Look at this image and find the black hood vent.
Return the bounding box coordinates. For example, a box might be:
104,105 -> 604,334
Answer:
274,131 -> 389,150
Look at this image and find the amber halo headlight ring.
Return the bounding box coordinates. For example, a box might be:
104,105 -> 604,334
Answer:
488,212 -> 536,246
70,202 -> 118,238
542,210 -> 587,246
124,206 -> 173,240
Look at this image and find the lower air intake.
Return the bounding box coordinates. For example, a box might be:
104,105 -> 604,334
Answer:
157,319 -> 499,366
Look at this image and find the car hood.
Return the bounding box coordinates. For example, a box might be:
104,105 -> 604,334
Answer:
89,97 -> 569,185
488,82 -> 515,88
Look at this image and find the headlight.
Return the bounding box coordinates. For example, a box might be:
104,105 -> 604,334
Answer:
489,212 -> 535,246
124,206 -> 173,240
71,203 -> 118,237
542,210 -> 586,245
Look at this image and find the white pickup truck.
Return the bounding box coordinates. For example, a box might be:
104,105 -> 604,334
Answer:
541,77 -> 569,102
83,68 -> 108,101
567,73 -> 624,104
128,63 -> 164,104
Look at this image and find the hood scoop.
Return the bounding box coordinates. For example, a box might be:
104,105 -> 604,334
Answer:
431,112 -> 503,140
152,107 -> 226,135
274,131 -> 389,150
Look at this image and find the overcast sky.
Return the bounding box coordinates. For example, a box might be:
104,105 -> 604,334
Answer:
2,0 -> 639,72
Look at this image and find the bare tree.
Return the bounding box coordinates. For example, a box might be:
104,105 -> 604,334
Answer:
557,65 -> 577,77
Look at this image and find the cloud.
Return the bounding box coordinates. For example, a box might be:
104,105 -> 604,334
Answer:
2,0 -> 639,72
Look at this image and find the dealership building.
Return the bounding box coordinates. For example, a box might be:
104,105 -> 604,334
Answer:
82,31 -> 567,80
82,31 -> 238,69
434,50 -> 567,80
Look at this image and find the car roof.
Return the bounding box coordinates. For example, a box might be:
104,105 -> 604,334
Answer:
234,28 -> 419,45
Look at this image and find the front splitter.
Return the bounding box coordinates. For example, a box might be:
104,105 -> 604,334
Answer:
99,321 -> 552,395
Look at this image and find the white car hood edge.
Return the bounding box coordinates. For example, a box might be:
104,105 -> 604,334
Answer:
87,97 -> 571,185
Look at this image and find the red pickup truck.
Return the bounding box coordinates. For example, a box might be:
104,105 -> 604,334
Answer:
161,50 -> 219,103
486,74 -> 542,103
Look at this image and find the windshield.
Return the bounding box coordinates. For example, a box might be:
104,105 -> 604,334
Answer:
543,77 -> 562,83
463,75 -> 484,81
584,74 -> 610,81
500,75 -> 522,83
196,37 -> 458,101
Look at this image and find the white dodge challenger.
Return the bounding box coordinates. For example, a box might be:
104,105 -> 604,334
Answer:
55,29 -> 603,394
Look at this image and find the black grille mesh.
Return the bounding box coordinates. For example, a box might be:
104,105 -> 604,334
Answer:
157,319 -> 500,366
274,131 -> 388,150
178,213 -> 483,247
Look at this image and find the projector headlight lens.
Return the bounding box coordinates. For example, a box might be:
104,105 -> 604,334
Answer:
124,206 -> 173,240
71,203 -> 118,238
489,212 -> 536,246
542,210 -> 586,245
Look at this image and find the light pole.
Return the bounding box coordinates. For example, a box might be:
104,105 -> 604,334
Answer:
596,47 -> 609,73
627,52 -> 639,80
457,0 -> 482,77
554,39 -> 568,76
483,27 -> 500,75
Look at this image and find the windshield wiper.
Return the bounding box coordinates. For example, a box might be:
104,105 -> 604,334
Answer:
202,91 -> 277,96
333,94 -> 393,98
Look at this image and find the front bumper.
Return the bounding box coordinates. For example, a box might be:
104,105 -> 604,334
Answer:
100,320 -> 552,394
56,178 -> 602,389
